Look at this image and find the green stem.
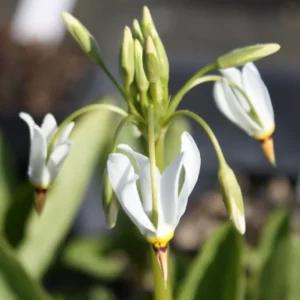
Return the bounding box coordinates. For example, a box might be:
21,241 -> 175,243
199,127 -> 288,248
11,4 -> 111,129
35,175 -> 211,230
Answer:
163,110 -> 226,165
47,104 -> 128,158
148,105 -> 159,227
155,130 -> 166,172
167,63 -> 216,116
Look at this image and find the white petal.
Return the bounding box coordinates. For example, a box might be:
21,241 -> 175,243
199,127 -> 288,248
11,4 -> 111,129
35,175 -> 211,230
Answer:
242,63 -> 274,129
41,114 -> 57,143
19,112 -> 35,140
117,144 -> 157,215
213,82 -> 238,125
160,152 -> 184,230
57,122 -> 75,143
47,142 -> 71,183
221,67 -> 250,111
177,132 -> 201,221
28,125 -> 49,187
221,80 -> 262,135
107,153 -> 156,235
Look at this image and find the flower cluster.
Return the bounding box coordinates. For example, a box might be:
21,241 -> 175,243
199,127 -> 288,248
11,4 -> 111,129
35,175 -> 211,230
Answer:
19,5 -> 280,286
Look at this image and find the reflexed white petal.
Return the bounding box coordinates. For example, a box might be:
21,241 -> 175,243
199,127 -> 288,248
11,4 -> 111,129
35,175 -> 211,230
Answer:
41,114 -> 57,142
28,125 -> 48,186
177,132 -> 201,222
19,112 -> 35,140
47,142 -> 71,183
221,68 -> 250,111
57,122 -> 75,143
221,80 -> 262,135
242,63 -> 274,128
160,152 -> 184,229
214,82 -> 239,125
107,153 -> 156,235
117,144 -> 158,215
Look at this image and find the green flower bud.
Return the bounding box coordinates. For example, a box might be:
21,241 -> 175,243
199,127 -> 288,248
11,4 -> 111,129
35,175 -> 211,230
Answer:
218,163 -> 245,234
133,19 -> 144,44
148,25 -> 169,81
216,43 -> 280,69
102,169 -> 119,229
134,39 -> 149,92
120,26 -> 135,86
141,6 -> 154,37
150,80 -> 163,104
62,12 -> 103,64
144,36 -> 160,83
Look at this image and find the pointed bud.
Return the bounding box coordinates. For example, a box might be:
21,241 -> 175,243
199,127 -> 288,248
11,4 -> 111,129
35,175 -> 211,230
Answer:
102,169 -> 119,228
141,6 -> 154,37
62,13 -> 103,64
150,80 -> 163,104
134,39 -> 149,92
218,163 -> 245,234
144,36 -> 160,83
216,43 -> 281,69
153,244 -> 168,285
35,188 -> 47,215
260,136 -> 276,166
120,27 -> 135,86
133,19 -> 144,44
148,25 -> 169,81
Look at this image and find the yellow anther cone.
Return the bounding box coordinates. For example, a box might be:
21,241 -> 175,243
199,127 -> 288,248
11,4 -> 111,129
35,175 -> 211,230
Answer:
260,136 -> 276,166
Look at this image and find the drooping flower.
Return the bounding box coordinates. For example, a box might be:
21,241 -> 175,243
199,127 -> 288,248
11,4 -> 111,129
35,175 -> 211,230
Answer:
20,112 -> 74,213
107,131 -> 201,281
213,62 -> 275,164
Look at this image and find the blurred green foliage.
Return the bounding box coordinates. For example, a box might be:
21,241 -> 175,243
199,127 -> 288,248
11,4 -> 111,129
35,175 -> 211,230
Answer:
0,101 -> 299,299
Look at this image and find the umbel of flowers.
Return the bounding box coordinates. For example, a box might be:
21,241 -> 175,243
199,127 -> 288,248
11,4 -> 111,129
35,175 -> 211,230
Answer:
19,6 -> 280,296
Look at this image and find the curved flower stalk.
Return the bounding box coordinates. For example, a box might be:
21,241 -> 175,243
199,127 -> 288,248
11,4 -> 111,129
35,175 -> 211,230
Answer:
213,62 -> 275,164
20,112 -> 74,213
107,132 -> 201,282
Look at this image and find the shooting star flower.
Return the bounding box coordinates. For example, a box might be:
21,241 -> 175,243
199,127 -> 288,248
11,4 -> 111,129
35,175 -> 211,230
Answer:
107,132 -> 201,282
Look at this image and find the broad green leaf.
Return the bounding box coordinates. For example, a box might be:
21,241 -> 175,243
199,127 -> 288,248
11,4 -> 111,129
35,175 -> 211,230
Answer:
0,237 -> 49,300
0,131 -> 17,234
164,116 -> 191,166
250,209 -> 300,300
17,106 -> 116,279
62,237 -> 127,279
177,223 -> 244,300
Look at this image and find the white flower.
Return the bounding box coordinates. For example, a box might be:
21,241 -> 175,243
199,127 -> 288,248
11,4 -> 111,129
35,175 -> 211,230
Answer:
213,62 -> 274,140
20,112 -> 74,189
107,131 -> 201,244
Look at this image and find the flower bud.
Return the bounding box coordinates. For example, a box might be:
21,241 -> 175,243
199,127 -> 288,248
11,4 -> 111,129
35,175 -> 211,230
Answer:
120,27 -> 135,87
218,163 -> 245,234
144,36 -> 160,83
216,43 -> 280,69
141,6 -> 154,37
150,80 -> 163,104
102,169 -> 119,229
133,19 -> 144,44
148,25 -> 169,81
134,39 -> 149,92
62,12 -> 103,64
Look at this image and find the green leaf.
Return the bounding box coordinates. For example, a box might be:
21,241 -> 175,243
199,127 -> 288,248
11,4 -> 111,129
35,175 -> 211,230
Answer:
0,237 -> 49,300
250,209 -> 300,300
62,237 -> 127,280
177,223 -> 244,300
0,131 -> 17,234
16,105 -> 116,279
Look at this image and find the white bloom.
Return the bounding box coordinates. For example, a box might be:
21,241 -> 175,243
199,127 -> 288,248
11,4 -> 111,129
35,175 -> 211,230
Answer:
213,62 -> 274,140
107,132 -> 201,245
20,112 -> 74,188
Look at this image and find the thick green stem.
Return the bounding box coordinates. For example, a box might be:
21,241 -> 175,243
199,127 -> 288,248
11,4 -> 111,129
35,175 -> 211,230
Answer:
155,130 -> 166,172
163,110 -> 226,166
47,104 -> 128,158
167,63 -> 216,116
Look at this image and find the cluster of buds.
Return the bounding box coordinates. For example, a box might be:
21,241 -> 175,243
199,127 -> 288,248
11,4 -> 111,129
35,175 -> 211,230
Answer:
119,7 -> 169,120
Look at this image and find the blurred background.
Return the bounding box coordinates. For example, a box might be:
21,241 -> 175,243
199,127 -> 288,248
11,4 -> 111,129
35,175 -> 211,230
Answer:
0,1 -> 300,299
